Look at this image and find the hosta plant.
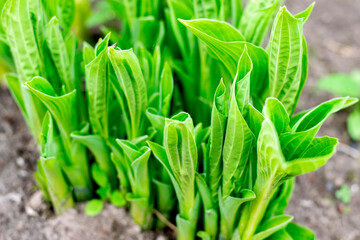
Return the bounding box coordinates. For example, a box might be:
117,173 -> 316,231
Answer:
1,0 -> 357,239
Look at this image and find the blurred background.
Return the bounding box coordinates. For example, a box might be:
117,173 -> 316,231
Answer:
0,0 -> 359,239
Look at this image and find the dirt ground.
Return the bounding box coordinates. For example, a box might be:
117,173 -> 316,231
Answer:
0,0 -> 360,240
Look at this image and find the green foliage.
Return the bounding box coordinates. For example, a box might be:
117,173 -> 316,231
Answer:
3,0 -> 357,239
335,185 -> 352,204
318,70 -> 360,140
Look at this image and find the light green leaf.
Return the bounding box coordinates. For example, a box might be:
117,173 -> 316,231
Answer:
253,215 -> 293,240
180,19 -> 268,98
317,71 -> 360,98
193,0 -> 218,19
294,2 -> 315,24
83,42 -> 95,66
85,34 -> 110,138
263,98 -> 290,135
283,97 -> 357,160
164,112 -> 197,219
239,0 -> 281,46
91,163 -> 108,188
268,7 -> 304,114
347,110 -> 360,140
85,199 -> 104,217
159,62 -> 174,116
222,48 -> 254,198
285,136 -> 338,177
196,173 -> 218,239
25,77 -> 79,142
265,229 -> 292,240
40,156 -> 75,214
1,0 -> 43,83
206,79 -> 227,201
285,223 -> 315,240
5,73 -> 27,119
219,189 -> 255,239
46,17 -> 73,92
109,47 -> 148,139
110,190 -> 126,207
71,133 -> 116,187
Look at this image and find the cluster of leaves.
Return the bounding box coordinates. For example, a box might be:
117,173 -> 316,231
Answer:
1,0 -> 357,239
318,71 -> 360,141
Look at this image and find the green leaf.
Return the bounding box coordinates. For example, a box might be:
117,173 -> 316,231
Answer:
167,0 -> 194,61
285,223 -> 315,240
159,62 -> 174,116
247,103 -> 265,139
285,136 -> 338,177
85,34 -> 110,138
317,71 -> 360,98
195,173 -> 218,238
206,79 -> 227,201
109,47 -> 148,139
91,163 -> 108,188
347,110 -> 360,140
283,97 -> 357,160
117,140 -> 152,198
222,48 -> 254,198
180,19 -> 269,98
265,229 -> 292,240
5,73 -> 27,119
83,42 -> 95,66
239,0 -> 281,46
46,17 -> 73,92
1,0 -> 43,83
268,7 -> 304,114
163,112 -> 197,219
25,77 -> 79,145
253,215 -> 293,240
85,199 -> 104,217
110,190 -> 126,207
40,112 -> 64,159
193,0 -> 218,19
294,2 -> 315,24
71,133 -> 116,187
96,183 -> 111,199
40,156 -> 75,214
219,189 -> 256,239
263,179 -> 294,221
147,140 -> 183,204
180,19 -> 245,42
58,0 -> 75,32
263,98 -> 290,135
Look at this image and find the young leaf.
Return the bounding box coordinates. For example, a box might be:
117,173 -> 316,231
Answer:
285,223 -> 315,240
206,79 -> 227,201
85,199 -> 105,217
1,0 -> 43,82
268,7 -> 304,114
347,110 -> 360,140
180,19 -> 269,98
46,17 -> 73,92
222,48 -> 254,198
110,190 -> 126,207
85,33 -> 111,138
239,0 -> 282,46
163,112 -> 197,218
109,47 -> 148,139
253,215 -> 293,240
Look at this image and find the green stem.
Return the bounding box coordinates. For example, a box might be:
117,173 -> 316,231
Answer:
239,182 -> 275,240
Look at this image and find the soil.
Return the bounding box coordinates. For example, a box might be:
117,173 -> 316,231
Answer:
1,0 -> 360,240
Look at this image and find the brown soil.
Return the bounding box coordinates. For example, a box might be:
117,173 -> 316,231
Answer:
1,0 -> 360,240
